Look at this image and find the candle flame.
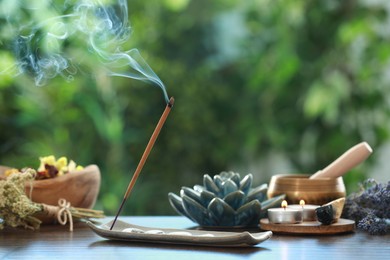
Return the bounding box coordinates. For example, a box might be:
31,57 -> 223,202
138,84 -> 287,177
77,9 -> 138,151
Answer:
299,200 -> 305,207
281,200 -> 288,209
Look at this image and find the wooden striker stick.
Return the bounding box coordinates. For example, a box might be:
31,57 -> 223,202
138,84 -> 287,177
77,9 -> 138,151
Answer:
310,142 -> 372,179
110,97 -> 175,230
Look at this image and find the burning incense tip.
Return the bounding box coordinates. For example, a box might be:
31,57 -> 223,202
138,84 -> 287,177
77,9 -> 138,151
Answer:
168,97 -> 175,108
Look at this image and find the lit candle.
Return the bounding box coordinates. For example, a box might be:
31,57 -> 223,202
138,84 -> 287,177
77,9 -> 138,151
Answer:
288,200 -> 319,221
267,200 -> 303,224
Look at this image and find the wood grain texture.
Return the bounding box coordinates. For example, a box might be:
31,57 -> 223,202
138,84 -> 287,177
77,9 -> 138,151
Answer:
0,216 -> 389,259
260,218 -> 355,234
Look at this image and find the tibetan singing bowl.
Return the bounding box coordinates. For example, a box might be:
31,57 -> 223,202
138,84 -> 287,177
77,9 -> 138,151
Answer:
267,174 -> 346,205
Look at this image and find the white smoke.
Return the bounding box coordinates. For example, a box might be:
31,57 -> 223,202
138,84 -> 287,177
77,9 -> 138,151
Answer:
1,0 -> 169,103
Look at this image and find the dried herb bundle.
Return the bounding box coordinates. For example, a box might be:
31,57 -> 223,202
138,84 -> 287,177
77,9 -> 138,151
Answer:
0,168 -> 104,231
342,179 -> 390,235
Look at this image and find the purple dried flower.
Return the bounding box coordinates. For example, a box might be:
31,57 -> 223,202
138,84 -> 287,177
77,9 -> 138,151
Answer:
357,214 -> 390,235
342,179 -> 390,235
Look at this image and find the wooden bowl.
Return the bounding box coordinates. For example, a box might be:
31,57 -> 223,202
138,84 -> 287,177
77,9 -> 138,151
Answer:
0,164 -> 101,209
267,174 -> 346,205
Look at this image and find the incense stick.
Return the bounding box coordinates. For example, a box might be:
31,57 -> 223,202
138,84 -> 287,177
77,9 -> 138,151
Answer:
110,97 -> 175,230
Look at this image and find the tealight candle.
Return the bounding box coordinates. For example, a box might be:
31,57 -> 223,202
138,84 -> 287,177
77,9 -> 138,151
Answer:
267,200 -> 303,224
288,200 -> 319,221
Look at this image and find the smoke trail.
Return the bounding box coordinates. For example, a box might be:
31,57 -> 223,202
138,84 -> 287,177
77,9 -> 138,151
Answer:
0,0 -> 169,103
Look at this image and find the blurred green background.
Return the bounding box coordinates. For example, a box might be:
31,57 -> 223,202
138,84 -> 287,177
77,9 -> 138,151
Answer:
1,0 -> 390,215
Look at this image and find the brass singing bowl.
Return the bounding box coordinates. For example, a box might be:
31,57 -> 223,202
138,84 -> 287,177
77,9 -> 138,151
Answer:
267,174 -> 346,205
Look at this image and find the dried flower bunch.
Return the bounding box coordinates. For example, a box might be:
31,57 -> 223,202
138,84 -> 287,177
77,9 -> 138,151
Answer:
5,155 -> 84,180
0,169 -> 42,229
0,168 -> 104,231
342,179 -> 390,235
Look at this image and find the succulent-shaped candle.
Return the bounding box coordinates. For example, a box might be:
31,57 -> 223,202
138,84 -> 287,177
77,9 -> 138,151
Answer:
168,171 -> 285,227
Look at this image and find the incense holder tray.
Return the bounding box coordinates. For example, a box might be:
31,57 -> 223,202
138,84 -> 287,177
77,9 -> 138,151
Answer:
87,220 -> 272,247
168,171 -> 285,227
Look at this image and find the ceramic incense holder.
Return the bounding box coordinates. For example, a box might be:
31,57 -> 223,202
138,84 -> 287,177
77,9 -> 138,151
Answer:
88,220 -> 273,247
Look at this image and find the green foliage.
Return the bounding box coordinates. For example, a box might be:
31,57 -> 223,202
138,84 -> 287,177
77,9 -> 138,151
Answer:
1,0 -> 390,215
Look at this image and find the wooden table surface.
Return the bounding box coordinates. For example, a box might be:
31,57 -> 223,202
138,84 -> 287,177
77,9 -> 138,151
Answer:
1,216 -> 389,259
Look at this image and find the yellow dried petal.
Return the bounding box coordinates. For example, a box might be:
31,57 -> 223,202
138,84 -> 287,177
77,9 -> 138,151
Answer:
41,155 -> 56,164
4,168 -> 20,177
38,155 -> 56,171
68,160 -> 77,172
76,165 -> 84,171
55,156 -> 68,171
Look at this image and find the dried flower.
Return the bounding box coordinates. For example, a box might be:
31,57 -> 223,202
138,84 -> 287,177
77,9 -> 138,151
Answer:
0,168 -> 104,231
37,155 -> 84,179
6,155 -> 84,180
342,179 -> 390,235
0,169 -> 42,230
357,212 -> 390,235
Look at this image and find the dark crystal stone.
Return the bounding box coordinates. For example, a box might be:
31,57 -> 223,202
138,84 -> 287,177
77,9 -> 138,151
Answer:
316,205 -> 333,225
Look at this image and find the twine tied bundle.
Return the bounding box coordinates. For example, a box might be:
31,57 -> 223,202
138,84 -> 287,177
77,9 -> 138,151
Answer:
0,168 -> 104,231
42,199 -> 74,231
